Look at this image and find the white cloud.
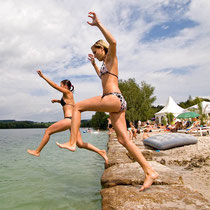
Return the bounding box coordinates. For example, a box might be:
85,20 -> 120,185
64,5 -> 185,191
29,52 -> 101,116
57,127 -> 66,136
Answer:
0,0 -> 210,121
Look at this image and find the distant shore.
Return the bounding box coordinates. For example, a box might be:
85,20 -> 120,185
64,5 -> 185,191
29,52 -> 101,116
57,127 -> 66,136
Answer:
0,120 -> 53,129
0,119 -> 91,129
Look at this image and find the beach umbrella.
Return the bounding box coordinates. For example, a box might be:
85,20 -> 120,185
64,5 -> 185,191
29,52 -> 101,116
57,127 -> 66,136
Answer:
176,112 -> 200,119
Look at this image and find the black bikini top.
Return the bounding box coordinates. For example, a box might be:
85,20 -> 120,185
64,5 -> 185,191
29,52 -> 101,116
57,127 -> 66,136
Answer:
99,62 -> 118,79
60,97 -> 74,107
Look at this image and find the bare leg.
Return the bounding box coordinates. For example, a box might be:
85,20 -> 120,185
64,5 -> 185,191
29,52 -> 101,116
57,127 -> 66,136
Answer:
128,130 -> 133,140
56,95 -> 120,151
76,131 -> 108,167
56,108 -> 81,151
133,129 -> 137,139
28,119 -> 71,156
110,112 -> 159,191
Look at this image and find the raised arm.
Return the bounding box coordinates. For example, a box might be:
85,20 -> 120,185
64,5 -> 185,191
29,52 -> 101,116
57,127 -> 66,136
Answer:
88,53 -> 100,77
37,70 -> 69,94
87,12 -> 116,58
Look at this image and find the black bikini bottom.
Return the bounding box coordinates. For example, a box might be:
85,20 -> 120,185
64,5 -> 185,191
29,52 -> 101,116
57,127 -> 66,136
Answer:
64,116 -> 72,119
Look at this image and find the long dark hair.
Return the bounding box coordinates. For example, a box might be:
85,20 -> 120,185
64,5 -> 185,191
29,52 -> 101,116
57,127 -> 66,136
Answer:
61,79 -> 74,92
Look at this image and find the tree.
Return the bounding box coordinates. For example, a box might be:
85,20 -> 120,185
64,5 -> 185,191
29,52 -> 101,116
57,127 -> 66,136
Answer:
178,96 -> 210,109
161,116 -> 167,125
80,120 -> 92,127
138,81 -> 156,121
166,112 -> 175,125
179,95 -> 194,108
119,79 -> 156,122
195,97 -> 205,125
152,105 -> 164,114
0,120 -> 53,129
91,112 -> 108,129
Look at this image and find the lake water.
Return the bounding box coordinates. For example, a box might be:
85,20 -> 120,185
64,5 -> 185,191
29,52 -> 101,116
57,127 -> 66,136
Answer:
0,128 -> 109,210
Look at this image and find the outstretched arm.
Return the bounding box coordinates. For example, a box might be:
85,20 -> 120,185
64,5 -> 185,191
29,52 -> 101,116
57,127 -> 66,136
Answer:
88,53 -> 100,77
51,99 -> 61,104
87,12 -> 116,57
37,70 -> 69,94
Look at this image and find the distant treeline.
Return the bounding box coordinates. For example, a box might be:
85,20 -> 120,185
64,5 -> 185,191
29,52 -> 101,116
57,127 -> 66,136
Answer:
0,120 -> 92,129
0,120 -> 54,129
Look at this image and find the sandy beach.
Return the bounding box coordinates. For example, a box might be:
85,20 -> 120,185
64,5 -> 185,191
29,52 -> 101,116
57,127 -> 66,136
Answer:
137,132 -> 210,200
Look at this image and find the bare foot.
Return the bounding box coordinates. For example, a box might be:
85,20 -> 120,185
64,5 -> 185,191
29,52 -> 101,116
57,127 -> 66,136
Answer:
56,142 -> 76,152
100,150 -> 109,168
27,149 -> 40,157
139,172 -> 159,191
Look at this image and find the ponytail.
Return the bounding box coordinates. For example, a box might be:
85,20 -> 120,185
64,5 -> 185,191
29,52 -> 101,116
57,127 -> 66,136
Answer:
70,84 -> 74,92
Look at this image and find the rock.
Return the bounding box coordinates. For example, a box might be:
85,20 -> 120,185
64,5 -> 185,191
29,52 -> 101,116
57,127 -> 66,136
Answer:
101,185 -> 210,210
205,156 -> 210,166
106,141 -> 133,168
107,150 -> 133,168
101,161 -> 183,188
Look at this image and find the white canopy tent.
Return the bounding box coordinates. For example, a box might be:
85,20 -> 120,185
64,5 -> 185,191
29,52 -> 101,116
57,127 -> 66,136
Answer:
155,96 -> 186,123
187,101 -> 210,115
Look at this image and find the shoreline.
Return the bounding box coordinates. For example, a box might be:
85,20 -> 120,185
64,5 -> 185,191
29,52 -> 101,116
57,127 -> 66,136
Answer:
100,132 -> 210,209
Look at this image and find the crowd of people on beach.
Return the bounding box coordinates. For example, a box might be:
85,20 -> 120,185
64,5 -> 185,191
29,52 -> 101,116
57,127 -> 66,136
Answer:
107,117 -> 210,140
108,116 -> 209,141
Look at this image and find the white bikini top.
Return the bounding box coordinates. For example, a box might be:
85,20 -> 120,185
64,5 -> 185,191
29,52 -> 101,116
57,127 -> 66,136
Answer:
99,62 -> 118,79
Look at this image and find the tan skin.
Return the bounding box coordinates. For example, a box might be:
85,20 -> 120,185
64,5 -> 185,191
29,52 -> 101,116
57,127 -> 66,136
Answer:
56,12 -> 158,191
27,70 -> 108,165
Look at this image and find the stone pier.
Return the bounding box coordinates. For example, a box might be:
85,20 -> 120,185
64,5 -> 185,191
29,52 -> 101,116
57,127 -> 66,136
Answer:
100,133 -> 210,210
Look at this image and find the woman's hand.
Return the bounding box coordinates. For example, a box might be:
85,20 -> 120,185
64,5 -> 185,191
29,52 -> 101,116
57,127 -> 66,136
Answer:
51,99 -> 57,103
37,70 -> 44,78
88,54 -> 96,65
51,99 -> 61,104
87,12 -> 100,26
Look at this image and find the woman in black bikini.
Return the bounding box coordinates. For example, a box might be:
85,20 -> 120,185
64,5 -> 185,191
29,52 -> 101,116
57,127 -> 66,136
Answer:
27,70 -> 108,165
56,12 -> 158,191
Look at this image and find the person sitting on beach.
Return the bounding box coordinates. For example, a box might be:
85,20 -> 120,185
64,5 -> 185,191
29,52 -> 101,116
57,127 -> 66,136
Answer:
183,120 -> 192,129
175,121 -> 183,131
167,123 -> 176,132
27,70 -> 108,165
128,122 -> 137,140
142,129 -> 150,140
128,127 -> 133,140
186,120 -> 200,131
107,117 -> 114,135
137,120 -> 141,134
56,12 -> 158,191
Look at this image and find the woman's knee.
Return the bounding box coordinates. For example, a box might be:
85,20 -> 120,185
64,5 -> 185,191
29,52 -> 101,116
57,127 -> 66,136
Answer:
74,103 -> 79,110
76,141 -> 85,148
117,136 -> 128,146
44,128 -> 52,136
74,103 -> 83,112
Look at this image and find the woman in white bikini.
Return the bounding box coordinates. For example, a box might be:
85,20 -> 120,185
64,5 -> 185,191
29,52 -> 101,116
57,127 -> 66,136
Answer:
56,12 -> 158,191
27,70 -> 108,165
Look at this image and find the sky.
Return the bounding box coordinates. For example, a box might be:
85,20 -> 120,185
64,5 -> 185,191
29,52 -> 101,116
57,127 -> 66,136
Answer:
0,0 -> 210,122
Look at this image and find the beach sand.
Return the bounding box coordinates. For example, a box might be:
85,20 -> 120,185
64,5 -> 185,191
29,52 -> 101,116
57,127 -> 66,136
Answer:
137,132 -> 210,200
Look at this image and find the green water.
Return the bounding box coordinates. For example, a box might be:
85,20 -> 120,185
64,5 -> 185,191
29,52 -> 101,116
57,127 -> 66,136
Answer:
0,129 -> 108,210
